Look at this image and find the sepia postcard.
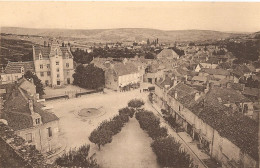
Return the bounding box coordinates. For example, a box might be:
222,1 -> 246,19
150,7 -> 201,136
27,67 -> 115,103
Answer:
0,1 -> 259,168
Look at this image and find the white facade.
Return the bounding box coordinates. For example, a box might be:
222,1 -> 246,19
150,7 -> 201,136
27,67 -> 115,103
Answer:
118,73 -> 140,87
33,41 -> 74,87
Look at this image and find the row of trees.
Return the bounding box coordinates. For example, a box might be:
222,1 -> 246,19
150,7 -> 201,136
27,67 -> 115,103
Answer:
151,137 -> 193,168
89,99 -> 144,150
73,64 -> 105,90
89,112 -> 129,150
135,111 -> 168,140
135,110 -> 194,168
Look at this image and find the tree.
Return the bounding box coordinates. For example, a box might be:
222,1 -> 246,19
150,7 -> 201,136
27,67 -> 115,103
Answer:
145,52 -> 155,59
128,99 -> 144,109
72,48 -> 93,64
119,107 -> 135,118
147,39 -> 150,45
55,144 -> 98,168
89,129 -> 112,150
24,71 -> 44,97
73,64 -> 105,89
151,137 -> 194,168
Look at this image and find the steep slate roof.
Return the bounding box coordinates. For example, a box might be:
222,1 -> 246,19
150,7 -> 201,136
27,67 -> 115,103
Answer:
190,89 -> 258,160
209,87 -> 251,104
167,83 -> 258,160
202,68 -> 230,76
34,45 -> 73,60
156,76 -> 173,89
113,63 -> 139,76
2,80 -> 58,131
157,49 -> 179,59
168,82 -> 198,107
5,61 -> 35,74
242,87 -> 260,98
229,83 -> 245,91
34,47 -> 51,60
232,64 -> 252,77
192,76 -> 208,82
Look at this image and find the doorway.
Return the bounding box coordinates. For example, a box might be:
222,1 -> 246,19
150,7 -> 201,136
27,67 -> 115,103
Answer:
67,78 -> 70,84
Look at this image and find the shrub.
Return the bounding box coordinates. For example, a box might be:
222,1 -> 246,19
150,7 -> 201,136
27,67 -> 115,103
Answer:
89,114 -> 130,149
148,127 -> 168,140
112,114 -> 129,124
128,99 -> 144,109
136,111 -> 167,140
97,120 -> 123,135
56,144 -> 98,168
89,129 -> 113,150
164,116 -> 178,128
119,107 -> 135,118
151,137 -> 193,168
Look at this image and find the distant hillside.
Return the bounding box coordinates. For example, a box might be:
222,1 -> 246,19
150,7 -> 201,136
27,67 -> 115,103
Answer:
1,27 -> 244,43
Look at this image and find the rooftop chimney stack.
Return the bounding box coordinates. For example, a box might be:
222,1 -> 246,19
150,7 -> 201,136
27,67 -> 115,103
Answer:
28,99 -> 34,114
195,92 -> 200,101
174,91 -> 178,99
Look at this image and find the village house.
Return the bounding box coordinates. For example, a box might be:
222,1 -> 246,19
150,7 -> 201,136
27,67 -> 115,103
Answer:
1,78 -> 61,154
152,82 -> 258,168
0,61 -> 34,84
231,64 -> 255,80
33,40 -> 74,87
143,63 -> 164,84
104,60 -> 143,91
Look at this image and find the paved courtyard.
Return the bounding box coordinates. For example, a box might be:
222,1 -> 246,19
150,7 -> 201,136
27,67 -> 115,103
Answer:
44,87 -> 160,167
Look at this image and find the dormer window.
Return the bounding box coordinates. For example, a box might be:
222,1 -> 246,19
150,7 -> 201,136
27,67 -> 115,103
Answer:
35,118 -> 41,125
39,53 -> 42,60
65,52 -> 69,59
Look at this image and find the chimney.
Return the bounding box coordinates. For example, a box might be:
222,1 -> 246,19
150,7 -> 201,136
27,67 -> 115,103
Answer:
195,92 -> 200,101
173,79 -> 178,87
174,91 -> 178,99
28,99 -> 34,114
204,81 -> 210,93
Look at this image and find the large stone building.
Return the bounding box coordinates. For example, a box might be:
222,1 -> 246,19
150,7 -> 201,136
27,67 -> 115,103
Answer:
105,61 -> 143,91
33,40 -> 74,87
1,78 -> 61,154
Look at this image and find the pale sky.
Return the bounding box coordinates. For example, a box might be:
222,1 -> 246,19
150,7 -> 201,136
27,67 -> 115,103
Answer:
0,2 -> 260,32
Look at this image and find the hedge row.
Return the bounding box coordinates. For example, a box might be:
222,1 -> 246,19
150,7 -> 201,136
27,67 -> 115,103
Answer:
135,111 -> 194,168
135,110 -> 168,140
151,137 -> 194,168
119,107 -> 135,118
89,109 -> 130,149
